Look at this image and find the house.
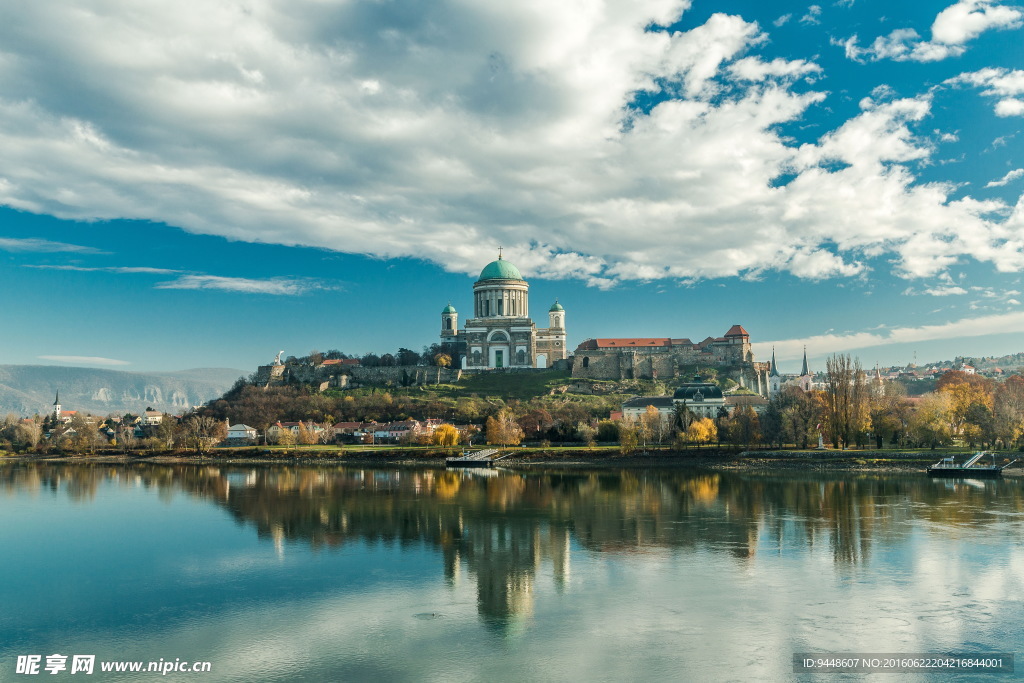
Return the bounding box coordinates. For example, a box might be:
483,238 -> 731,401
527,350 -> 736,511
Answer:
141,410 -> 163,426
225,423 -> 258,444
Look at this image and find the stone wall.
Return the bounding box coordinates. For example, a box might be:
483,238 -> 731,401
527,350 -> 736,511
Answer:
569,350 -> 767,394
256,363 -> 463,389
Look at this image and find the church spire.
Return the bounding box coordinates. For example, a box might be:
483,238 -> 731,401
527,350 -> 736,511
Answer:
769,347 -> 780,377
53,390 -> 60,406
801,346 -> 809,376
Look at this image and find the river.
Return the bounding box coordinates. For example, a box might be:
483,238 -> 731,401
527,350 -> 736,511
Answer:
1,463 -> 1021,680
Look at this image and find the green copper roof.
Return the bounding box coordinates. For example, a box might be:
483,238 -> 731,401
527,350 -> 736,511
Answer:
479,256 -> 523,281
442,303 -> 457,314
549,301 -> 564,312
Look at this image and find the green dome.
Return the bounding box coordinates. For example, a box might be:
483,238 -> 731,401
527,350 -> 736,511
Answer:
442,303 -> 457,314
478,256 -> 523,281
549,301 -> 564,312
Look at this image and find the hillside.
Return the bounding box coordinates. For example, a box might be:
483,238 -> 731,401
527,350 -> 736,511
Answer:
0,365 -> 246,416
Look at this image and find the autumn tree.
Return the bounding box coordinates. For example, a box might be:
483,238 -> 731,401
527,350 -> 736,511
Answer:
433,353 -> 451,384
908,392 -> 954,449
869,380 -> 909,448
432,424 -> 461,449
486,409 -> 523,446
989,375 -> 1024,448
618,419 -> 639,454
685,417 -> 717,449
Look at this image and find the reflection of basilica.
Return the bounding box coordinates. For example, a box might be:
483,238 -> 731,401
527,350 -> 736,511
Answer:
7,464 -> 1022,629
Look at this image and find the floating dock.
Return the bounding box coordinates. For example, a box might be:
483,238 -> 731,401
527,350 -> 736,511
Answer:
927,451 -> 1018,478
446,448 -> 505,468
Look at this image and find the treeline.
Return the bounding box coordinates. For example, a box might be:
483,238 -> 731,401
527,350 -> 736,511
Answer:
762,358 -> 1024,450
200,383 -> 621,443
283,343 -> 457,368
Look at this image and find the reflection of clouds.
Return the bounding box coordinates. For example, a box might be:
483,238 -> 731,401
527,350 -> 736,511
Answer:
4,464 -> 1024,679
176,551 -> 290,579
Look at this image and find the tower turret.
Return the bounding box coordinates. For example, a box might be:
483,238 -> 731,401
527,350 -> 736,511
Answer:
768,348 -> 782,398
799,346 -> 812,392
53,391 -> 61,420
441,302 -> 458,339
548,300 -> 564,329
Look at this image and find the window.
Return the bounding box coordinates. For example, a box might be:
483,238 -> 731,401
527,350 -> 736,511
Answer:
498,299 -> 504,315
582,357 -> 590,368
445,318 -> 452,330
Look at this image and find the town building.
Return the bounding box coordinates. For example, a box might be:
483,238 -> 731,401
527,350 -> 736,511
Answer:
441,253 -> 567,369
621,376 -> 727,421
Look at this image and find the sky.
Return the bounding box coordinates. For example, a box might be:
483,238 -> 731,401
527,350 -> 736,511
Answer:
1,0 -> 1023,374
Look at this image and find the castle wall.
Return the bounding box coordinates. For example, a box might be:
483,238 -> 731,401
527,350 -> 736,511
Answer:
257,363 -> 463,388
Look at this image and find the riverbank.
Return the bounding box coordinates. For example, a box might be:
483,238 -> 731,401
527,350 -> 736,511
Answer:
4,447 -> 1021,474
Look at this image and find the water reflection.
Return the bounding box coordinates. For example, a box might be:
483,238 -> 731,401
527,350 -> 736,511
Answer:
2,463 -> 1023,632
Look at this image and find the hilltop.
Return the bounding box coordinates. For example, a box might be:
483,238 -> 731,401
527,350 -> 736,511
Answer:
0,365 -> 246,416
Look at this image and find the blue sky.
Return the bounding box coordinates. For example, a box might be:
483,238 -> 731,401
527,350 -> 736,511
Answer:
1,0 -> 1023,373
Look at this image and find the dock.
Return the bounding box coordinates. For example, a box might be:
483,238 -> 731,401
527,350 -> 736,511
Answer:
927,451 -> 1018,478
446,448 -> 506,468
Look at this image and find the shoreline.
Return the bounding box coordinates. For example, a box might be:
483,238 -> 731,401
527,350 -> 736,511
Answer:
3,448 -> 1021,475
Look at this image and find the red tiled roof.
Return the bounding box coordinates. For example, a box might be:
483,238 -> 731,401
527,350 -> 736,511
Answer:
577,338 -> 672,350
725,324 -> 749,337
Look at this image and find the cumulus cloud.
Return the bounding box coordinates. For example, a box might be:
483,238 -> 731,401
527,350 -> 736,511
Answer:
0,1 -> 1019,286
947,68 -> 1024,116
838,1 -> 1023,63
38,355 -> 130,366
155,275 -> 328,295
986,168 -> 1024,187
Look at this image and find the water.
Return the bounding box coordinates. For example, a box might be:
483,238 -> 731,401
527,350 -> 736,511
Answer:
1,463 -> 1021,681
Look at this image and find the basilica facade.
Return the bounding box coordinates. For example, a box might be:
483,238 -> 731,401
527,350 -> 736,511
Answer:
440,255 -> 567,370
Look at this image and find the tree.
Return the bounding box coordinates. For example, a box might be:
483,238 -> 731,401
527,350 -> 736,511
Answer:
618,419 -> 639,454
823,354 -> 869,449
432,424 -> 461,449
13,419 -> 42,450
869,381 -> 908,449
685,417 -> 717,449
638,405 -> 663,451
296,421 -> 319,445
908,392 -> 954,448
486,409 -> 523,446
182,415 -> 224,454
433,353 -> 451,384
397,347 -> 421,366
991,375 -> 1024,448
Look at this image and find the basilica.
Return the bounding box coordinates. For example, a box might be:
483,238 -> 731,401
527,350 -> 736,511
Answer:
440,254 -> 567,369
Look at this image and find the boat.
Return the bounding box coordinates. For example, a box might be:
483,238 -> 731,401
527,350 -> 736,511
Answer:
927,451 -> 1018,478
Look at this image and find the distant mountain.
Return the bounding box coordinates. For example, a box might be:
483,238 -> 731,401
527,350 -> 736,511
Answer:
0,365 -> 247,417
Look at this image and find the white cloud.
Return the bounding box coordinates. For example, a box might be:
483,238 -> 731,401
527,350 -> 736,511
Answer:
946,68 -> 1024,116
0,237 -> 100,253
800,5 -> 822,25
757,310 -> 1024,361
0,1 -> 1019,286
773,14 -> 792,27
986,168 -> 1024,187
838,1 -> 1023,63
26,264 -> 179,274
38,355 -> 130,366
155,275 -> 327,295
922,285 -> 967,296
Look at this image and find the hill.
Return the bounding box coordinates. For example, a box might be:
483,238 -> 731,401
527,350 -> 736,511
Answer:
0,365 -> 246,416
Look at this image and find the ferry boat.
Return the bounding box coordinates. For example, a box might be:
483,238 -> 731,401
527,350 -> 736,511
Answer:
927,451 -> 1017,478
